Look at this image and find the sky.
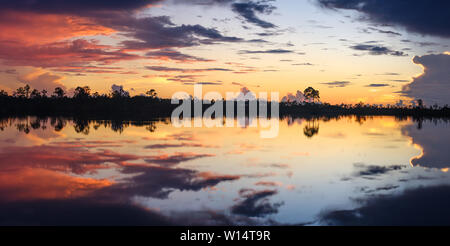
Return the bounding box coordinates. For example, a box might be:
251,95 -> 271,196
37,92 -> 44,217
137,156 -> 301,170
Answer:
0,0 -> 449,105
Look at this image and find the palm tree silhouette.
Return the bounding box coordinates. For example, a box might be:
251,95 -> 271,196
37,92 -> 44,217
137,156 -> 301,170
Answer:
304,87 -> 320,103
303,119 -> 320,138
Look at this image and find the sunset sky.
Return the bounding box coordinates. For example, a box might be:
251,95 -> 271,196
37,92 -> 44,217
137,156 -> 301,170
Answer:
0,0 -> 449,105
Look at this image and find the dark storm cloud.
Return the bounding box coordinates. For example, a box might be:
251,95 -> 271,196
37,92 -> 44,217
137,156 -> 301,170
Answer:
0,0 -> 163,14
320,185 -> 450,226
321,81 -> 351,88
0,198 -> 278,226
0,199 -> 172,226
317,0 -> 450,37
231,0 -> 277,28
350,44 -> 407,56
400,53 -> 450,106
231,189 -> 284,217
166,210 -> 278,226
239,49 -> 293,54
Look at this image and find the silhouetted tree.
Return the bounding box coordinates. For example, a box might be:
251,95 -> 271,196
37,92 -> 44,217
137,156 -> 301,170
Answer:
30,119 -> 41,129
355,115 -> 367,125
146,123 -> 157,132
303,120 -> 320,138
53,87 -> 65,98
30,89 -> 41,99
304,87 -> 320,103
111,86 -> 130,98
0,90 -> 8,97
74,119 -> 90,135
41,89 -> 48,98
50,117 -> 66,132
14,86 -> 26,98
417,99 -> 424,109
16,123 -> 30,134
73,86 -> 91,99
355,101 -> 365,108
2,84 -> 450,120
90,92 -> 99,98
24,84 -> 31,98
146,89 -> 158,99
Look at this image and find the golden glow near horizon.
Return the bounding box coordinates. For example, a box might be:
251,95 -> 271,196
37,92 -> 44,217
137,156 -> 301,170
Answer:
0,1 -> 449,105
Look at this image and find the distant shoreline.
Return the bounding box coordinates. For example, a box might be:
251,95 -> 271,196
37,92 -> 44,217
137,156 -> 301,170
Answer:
1,97 -> 450,119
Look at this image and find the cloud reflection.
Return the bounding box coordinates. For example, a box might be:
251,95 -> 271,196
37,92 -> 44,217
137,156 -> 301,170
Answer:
320,185 -> 450,226
231,189 -> 284,218
402,119 -> 450,169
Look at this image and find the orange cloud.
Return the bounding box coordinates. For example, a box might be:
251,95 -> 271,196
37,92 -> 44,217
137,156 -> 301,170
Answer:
197,172 -> 241,182
0,11 -> 115,45
0,39 -> 142,70
0,167 -> 113,202
0,144 -> 144,175
18,69 -> 66,90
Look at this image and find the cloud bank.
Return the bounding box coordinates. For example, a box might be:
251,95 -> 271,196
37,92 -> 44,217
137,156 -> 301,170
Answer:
318,0 -> 450,38
401,53 -> 450,106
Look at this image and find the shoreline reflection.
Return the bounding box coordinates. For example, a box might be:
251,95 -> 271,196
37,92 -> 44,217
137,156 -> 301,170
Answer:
0,116 -> 449,225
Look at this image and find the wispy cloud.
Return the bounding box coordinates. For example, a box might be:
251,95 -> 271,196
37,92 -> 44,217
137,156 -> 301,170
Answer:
321,81 -> 351,88
145,66 -> 233,73
239,49 -> 294,54
231,0 -> 277,29
231,189 -> 283,217
350,44 -> 408,56
365,83 -> 391,87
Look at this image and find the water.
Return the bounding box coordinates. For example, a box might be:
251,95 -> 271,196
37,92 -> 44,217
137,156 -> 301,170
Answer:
1,116 -> 449,225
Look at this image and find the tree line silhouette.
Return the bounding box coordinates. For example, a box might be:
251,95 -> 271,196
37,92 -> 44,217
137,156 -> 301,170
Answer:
1,84 -> 450,119
0,116 -> 162,135
1,115 -> 444,140
0,85 -> 175,118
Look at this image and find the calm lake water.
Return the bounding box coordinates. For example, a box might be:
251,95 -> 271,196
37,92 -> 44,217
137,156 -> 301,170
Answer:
1,116 -> 450,225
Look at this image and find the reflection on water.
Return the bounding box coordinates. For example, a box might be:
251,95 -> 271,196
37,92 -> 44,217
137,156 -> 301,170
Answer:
303,119 -> 320,138
402,119 -> 450,169
1,116 -> 450,225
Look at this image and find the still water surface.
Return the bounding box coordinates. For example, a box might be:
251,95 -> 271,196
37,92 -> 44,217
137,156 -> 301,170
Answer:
0,116 -> 449,225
